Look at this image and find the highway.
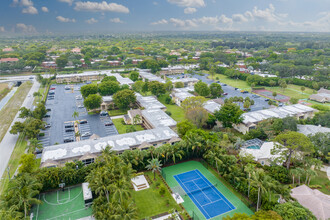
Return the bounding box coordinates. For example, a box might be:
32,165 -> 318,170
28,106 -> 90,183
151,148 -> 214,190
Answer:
0,80 -> 40,178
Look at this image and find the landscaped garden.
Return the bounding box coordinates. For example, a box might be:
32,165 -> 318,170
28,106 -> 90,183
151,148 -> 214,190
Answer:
131,171 -> 186,219
112,118 -> 144,134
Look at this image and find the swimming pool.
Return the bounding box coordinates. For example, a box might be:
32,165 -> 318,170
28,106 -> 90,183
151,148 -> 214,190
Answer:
247,145 -> 260,149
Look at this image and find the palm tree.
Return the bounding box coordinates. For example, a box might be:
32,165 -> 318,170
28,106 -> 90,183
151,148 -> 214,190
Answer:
29,138 -> 42,152
250,169 -> 267,211
296,167 -> 304,185
146,158 -> 162,180
290,169 -> 299,185
116,200 -> 138,220
72,111 -> 79,120
234,137 -> 245,150
133,114 -> 141,125
305,169 -> 317,185
244,163 -> 256,198
5,174 -> 42,218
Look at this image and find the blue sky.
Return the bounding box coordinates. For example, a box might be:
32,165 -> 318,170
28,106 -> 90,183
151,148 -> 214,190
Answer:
0,0 -> 329,34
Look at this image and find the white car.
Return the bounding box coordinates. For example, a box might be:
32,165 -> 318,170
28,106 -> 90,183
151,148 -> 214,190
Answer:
81,132 -> 91,137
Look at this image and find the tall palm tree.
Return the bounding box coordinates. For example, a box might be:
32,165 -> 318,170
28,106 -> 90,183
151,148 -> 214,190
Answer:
5,174 -> 42,218
305,169 -> 317,185
29,138 -> 42,152
250,169 -> 267,211
146,158 -> 162,180
72,111 -> 79,120
244,163 -> 256,198
116,200 -> 138,220
296,167 -> 304,185
290,169 -> 299,185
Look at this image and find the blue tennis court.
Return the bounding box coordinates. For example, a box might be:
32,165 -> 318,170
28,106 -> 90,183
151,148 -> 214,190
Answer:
174,169 -> 236,219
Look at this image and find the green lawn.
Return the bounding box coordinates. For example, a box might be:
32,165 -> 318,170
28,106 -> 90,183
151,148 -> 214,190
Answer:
158,95 -> 185,123
112,118 -> 144,134
309,170 -> 330,195
131,171 -> 185,219
211,73 -> 323,101
108,109 -> 128,116
0,134 -> 27,195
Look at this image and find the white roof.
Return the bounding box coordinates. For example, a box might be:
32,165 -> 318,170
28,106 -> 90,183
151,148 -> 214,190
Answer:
106,73 -> 134,85
240,142 -> 283,164
136,93 -> 166,109
142,109 -> 177,128
171,78 -> 198,84
173,91 -> 195,101
102,96 -> 113,102
82,182 -> 92,201
173,86 -> 194,93
242,104 -> 316,124
203,100 -> 221,114
41,127 -> 178,163
297,124 -> 330,136
139,71 -> 165,83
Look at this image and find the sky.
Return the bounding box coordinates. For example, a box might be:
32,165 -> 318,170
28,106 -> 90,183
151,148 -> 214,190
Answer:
0,0 -> 329,34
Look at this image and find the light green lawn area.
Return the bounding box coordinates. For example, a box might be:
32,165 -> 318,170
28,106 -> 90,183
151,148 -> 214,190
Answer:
309,170 -> 330,195
131,171 -> 185,219
108,109 -> 128,116
212,73 -> 323,101
158,95 -> 185,123
112,118 -> 144,134
0,134 -> 27,195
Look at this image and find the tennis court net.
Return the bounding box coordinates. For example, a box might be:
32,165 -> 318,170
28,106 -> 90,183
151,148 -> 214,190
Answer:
186,183 -> 217,195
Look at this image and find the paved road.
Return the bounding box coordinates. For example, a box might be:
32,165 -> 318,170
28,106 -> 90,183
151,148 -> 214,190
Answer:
0,80 -> 40,178
0,87 -> 17,112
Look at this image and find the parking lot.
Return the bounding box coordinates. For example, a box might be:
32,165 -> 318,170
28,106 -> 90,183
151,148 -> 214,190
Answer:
39,84 -> 118,148
168,73 -> 272,111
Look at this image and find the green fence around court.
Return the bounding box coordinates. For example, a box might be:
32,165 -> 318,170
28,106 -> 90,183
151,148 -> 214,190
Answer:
162,160 -> 254,220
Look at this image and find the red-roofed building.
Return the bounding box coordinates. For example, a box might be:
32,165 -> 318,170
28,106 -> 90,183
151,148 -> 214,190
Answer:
2,48 -> 14,52
0,58 -> 19,63
71,48 -> 81,53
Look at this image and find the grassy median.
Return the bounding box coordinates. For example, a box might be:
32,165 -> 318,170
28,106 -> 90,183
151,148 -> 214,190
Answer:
0,82 -> 32,142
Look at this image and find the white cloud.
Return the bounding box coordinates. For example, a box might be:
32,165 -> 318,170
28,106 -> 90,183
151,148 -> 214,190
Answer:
12,0 -> 38,14
151,19 -> 168,25
58,0 -> 74,5
22,6 -> 38,14
110,18 -> 124,23
56,16 -> 76,23
218,15 -> 233,24
232,14 -> 248,23
184,7 -> 197,14
85,18 -> 98,24
0,27 -> 5,32
16,23 -> 36,33
169,18 -> 197,28
167,0 -> 205,8
41,7 -> 49,12
195,16 -> 219,25
74,1 -> 129,13
153,1 -> 158,5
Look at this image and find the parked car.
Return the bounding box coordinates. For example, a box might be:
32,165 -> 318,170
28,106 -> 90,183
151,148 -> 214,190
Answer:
240,90 -> 249,94
252,94 -> 260,98
79,120 -> 88,124
50,88 -> 55,90
234,87 -> 239,90
46,108 -> 51,112
222,84 -> 227,86
265,99 -> 270,101
64,138 -> 74,143
100,111 -> 108,116
45,124 -> 51,128
78,105 -> 84,108
279,103 -> 284,107
105,122 -> 114,126
81,132 -> 91,137
223,93 -> 228,95
64,124 -> 74,128
65,128 -> 74,132
44,114 -> 50,118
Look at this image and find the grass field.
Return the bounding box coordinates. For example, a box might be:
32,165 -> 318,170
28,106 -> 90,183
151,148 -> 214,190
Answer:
131,171 -> 185,219
162,161 -> 253,219
309,170 -> 330,195
0,83 -> 10,102
212,73 -> 321,101
108,109 -> 128,117
0,82 -> 32,143
158,95 -> 185,123
112,118 -> 144,134
31,185 -> 93,220
0,133 -> 27,195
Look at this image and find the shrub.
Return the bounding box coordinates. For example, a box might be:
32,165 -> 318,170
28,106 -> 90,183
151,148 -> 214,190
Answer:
165,110 -> 172,116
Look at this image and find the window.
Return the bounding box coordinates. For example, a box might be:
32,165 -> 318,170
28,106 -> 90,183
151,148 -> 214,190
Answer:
82,158 -> 94,165
153,143 -> 157,146
261,161 -> 264,165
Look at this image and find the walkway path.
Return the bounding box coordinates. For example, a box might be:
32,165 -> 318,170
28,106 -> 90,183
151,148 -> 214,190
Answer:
0,80 -> 40,178
110,115 -> 125,120
0,87 -> 17,112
